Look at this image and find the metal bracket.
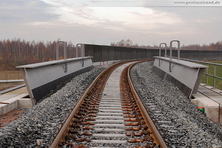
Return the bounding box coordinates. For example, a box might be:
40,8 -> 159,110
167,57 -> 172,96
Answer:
81,59 -> 84,67
63,63 -> 67,73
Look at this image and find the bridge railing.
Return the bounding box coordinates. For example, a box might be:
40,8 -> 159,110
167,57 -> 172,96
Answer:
182,58 -> 222,89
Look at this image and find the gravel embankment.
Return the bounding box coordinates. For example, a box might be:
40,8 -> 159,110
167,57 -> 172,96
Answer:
131,61 -> 222,148
0,66 -> 105,148
1,61 -> 222,148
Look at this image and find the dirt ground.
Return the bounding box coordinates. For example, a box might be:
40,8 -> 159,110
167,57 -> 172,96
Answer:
0,109 -> 25,128
0,82 -> 26,127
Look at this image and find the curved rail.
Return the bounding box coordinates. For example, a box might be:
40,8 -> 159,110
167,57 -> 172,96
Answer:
50,60 -> 167,147
127,62 -> 167,147
50,61 -> 131,147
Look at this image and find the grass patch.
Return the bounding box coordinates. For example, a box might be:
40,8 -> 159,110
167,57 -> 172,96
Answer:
200,61 -> 222,90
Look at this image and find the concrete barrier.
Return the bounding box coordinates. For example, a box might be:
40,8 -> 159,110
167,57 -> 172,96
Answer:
152,56 -> 207,97
17,57 -> 93,102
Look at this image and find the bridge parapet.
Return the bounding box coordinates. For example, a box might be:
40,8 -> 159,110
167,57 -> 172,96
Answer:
16,57 -> 93,103
152,56 -> 207,98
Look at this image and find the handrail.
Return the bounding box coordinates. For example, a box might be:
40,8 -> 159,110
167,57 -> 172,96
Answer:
182,58 -> 222,66
168,40 -> 180,72
56,41 -> 67,60
170,40 -> 180,60
159,43 -> 167,57
159,43 -> 167,67
181,58 -> 222,89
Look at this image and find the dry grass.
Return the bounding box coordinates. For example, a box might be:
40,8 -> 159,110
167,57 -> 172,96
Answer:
0,71 -> 24,91
0,70 -> 23,80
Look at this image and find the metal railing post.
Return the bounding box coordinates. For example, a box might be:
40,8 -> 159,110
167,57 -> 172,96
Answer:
81,44 -> 85,57
170,40 -> 180,60
214,65 -> 216,88
169,40 -> 180,72
206,67 -> 209,85
159,43 -> 167,66
76,43 -> 85,58
56,41 -> 67,60
178,41 -> 180,60
76,44 -> 79,58
76,44 -> 81,58
159,43 -> 167,57
219,104 -> 221,124
170,43 -> 172,61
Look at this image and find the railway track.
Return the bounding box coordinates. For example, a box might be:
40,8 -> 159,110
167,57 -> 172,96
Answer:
51,61 -> 167,148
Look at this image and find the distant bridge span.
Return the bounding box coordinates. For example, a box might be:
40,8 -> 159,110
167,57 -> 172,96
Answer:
81,44 -> 222,62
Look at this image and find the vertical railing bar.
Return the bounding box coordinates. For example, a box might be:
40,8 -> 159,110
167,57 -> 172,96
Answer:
169,40 -> 180,72
206,67 -> 209,85
81,44 -> 85,58
219,104 -> 220,124
159,43 -> 167,67
178,41 -> 180,60
56,41 -> 67,60
214,65 -> 216,88
76,44 -> 80,58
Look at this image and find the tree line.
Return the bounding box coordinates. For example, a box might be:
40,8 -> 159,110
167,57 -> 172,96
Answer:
111,39 -> 222,50
0,38 -> 222,70
0,39 -> 76,70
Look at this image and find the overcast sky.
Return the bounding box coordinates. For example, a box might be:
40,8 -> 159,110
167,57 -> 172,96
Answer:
0,0 -> 221,46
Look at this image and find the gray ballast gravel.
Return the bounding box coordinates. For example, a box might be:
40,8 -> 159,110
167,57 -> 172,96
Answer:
130,61 -> 222,148
1,61 -> 222,148
0,66 -> 105,147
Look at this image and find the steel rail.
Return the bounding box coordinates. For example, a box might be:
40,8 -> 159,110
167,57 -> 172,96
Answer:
50,60 -> 135,147
127,62 -> 168,148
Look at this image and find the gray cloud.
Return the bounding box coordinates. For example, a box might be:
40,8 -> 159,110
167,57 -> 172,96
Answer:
0,0 -> 59,24
0,0 -> 221,46
142,7 -> 222,44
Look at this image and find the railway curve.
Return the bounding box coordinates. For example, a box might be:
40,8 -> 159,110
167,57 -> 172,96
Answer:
51,60 -> 167,148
